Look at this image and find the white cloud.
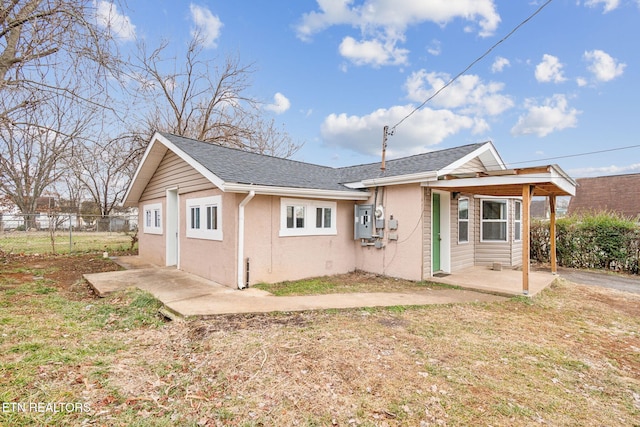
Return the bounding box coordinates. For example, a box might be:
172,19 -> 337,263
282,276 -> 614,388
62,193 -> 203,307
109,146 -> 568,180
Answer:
584,49 -> 626,82
264,93 -> 291,114
189,4 -> 223,48
296,0 -> 500,66
95,1 -> 136,41
427,39 -> 442,56
404,70 -> 514,116
339,34 -> 409,67
569,162 -> 640,177
511,94 -> 581,137
535,54 -> 566,83
491,56 -> 510,73
321,105 -> 485,157
584,0 -> 620,13
576,77 -> 588,87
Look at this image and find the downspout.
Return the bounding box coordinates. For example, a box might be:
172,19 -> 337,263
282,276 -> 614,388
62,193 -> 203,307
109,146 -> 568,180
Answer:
237,191 -> 255,289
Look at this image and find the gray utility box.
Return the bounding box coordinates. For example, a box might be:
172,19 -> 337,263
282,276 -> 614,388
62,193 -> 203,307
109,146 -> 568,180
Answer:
354,204 -> 373,239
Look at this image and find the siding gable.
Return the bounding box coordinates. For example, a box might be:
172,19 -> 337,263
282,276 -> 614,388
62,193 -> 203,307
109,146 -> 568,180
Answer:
140,151 -> 214,201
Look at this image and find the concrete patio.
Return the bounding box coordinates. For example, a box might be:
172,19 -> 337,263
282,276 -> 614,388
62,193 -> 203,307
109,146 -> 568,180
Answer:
431,266 -> 557,297
83,256 -> 511,318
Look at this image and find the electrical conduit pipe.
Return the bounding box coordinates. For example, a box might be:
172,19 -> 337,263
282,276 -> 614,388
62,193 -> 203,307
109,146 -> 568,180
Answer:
237,191 -> 255,289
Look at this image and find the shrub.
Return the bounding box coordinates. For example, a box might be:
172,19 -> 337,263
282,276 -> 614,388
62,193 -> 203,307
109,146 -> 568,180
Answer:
531,211 -> 639,274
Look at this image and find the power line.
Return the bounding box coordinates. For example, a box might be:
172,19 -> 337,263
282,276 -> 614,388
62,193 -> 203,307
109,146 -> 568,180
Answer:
389,0 -> 554,133
505,143 -> 640,167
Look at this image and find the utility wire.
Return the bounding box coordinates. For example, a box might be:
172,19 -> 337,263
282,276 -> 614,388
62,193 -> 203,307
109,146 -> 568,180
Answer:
504,143 -> 640,167
390,0 -> 554,133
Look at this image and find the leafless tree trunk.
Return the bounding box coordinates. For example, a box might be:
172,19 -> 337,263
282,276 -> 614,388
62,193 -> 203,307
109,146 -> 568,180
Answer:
131,35 -> 303,158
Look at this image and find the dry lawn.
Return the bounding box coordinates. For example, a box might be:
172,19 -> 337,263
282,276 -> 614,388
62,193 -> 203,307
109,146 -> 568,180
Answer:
1,254 -> 639,426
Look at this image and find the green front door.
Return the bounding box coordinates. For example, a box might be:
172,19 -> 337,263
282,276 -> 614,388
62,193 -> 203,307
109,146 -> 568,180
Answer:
432,193 -> 441,272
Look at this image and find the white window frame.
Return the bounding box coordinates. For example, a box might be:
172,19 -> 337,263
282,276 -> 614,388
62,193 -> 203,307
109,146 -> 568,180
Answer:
514,200 -> 522,242
280,198 -> 337,237
143,203 -> 163,235
458,197 -> 469,244
186,196 -> 222,240
480,199 -> 508,242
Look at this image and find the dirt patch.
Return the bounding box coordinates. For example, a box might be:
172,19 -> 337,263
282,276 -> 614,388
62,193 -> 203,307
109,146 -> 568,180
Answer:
1,253 -> 122,289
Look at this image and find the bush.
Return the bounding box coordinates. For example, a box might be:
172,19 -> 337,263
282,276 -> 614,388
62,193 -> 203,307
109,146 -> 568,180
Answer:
531,211 -> 640,274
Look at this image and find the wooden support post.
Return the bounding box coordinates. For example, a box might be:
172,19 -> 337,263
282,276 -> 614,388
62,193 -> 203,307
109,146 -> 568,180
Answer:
522,185 -> 533,295
549,195 -> 557,274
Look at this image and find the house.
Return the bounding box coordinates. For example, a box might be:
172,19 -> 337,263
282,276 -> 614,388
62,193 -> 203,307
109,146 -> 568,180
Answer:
567,173 -> 640,219
123,132 -> 576,293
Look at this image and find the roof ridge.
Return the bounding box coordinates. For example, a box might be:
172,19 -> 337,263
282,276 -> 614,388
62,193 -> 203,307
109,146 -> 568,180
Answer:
336,141 -> 490,171
159,131 -> 336,171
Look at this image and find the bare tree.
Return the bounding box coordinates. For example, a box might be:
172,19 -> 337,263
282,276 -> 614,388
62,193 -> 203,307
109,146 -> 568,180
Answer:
132,35 -> 302,158
0,91 -> 93,225
0,0 -> 125,123
67,134 -> 139,217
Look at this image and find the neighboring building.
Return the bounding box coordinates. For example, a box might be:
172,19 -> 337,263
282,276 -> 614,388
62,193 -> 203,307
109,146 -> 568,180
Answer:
567,173 -> 640,219
123,132 -> 576,289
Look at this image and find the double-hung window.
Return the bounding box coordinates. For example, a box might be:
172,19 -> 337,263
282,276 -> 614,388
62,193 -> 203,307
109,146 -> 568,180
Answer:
481,199 -> 508,242
458,198 -> 469,243
143,203 -> 162,235
280,198 -> 337,236
186,196 -> 222,240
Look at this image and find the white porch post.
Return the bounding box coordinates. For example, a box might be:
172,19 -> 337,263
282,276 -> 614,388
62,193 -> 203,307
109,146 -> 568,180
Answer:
549,195 -> 557,274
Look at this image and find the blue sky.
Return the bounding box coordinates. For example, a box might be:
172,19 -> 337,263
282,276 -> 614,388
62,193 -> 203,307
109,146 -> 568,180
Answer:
101,0 -> 639,178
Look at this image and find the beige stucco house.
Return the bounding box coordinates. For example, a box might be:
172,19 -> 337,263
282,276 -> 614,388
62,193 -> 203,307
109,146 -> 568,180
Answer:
123,132 -> 576,291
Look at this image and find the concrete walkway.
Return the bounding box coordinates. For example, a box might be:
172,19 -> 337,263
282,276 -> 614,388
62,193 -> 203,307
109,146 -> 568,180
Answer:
84,257 -> 507,317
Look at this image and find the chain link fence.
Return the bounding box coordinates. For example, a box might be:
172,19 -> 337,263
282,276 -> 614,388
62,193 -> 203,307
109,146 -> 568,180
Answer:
0,213 -> 138,255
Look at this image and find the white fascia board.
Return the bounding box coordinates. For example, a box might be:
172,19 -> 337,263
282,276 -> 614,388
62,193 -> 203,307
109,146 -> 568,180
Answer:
358,171 -> 439,187
423,171 -> 577,196
224,183 -> 371,200
437,142 -> 506,177
122,132 -> 227,207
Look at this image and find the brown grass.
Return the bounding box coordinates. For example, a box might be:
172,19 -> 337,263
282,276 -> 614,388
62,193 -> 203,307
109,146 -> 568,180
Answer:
1,254 -> 639,426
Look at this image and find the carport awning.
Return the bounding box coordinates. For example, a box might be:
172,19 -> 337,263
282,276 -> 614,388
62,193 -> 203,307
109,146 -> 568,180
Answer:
425,164 -> 576,295
424,164 -> 576,197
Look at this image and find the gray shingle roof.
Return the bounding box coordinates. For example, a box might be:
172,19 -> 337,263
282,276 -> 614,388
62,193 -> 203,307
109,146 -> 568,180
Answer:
161,132 -> 485,192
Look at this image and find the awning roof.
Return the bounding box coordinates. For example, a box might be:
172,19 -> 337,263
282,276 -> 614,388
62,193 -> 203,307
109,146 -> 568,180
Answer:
425,164 -> 576,197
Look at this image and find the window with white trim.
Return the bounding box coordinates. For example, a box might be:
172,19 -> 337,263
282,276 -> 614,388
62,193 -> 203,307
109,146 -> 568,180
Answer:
458,198 -> 469,243
186,196 -> 222,240
143,203 -> 162,235
280,198 -> 337,236
481,199 -> 508,242
514,200 -> 522,242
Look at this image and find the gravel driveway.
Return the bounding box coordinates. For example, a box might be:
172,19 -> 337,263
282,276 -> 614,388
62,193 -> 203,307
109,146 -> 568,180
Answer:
558,267 -> 640,294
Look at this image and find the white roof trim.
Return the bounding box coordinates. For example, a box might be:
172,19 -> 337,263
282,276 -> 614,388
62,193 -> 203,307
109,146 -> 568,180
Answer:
123,132 -> 226,207
437,141 -> 505,176
424,166 -> 576,196
224,183 -> 371,200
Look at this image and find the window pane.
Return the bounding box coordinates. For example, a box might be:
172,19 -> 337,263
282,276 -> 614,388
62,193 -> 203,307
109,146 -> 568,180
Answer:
514,223 -> 521,241
316,207 -> 323,228
154,210 -> 161,227
191,207 -> 200,229
295,206 -> 305,228
515,201 -> 521,220
206,206 -> 217,230
324,207 -> 332,228
146,210 -> 151,227
482,201 -> 506,220
483,222 -> 507,241
287,206 -> 294,228
459,221 -> 468,243
458,199 -> 468,220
